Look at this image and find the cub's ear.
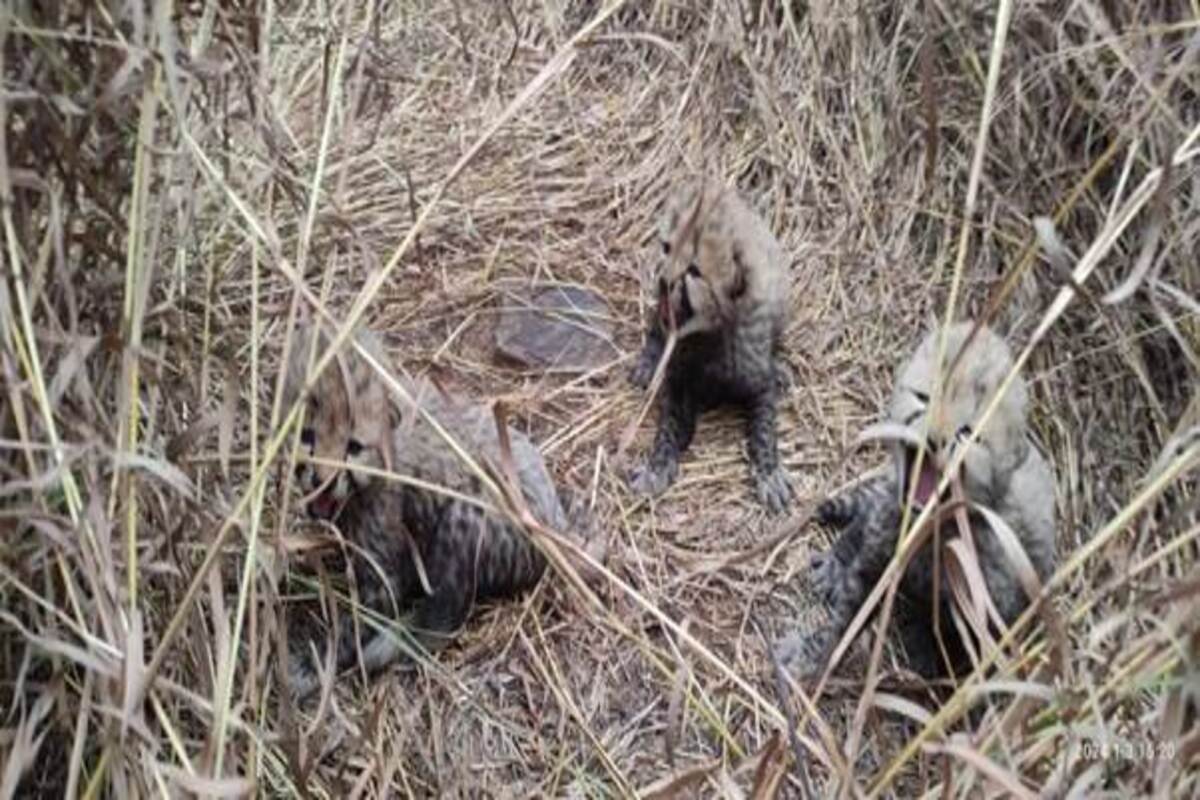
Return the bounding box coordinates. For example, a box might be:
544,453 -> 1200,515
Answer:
729,241 -> 748,299
376,415 -> 394,473
385,397 -> 402,431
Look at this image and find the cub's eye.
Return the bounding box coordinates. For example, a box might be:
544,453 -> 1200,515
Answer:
913,391 -> 929,403
956,425 -> 972,439
346,439 -> 364,457
661,241 -> 671,255
300,428 -> 315,447
685,263 -> 700,278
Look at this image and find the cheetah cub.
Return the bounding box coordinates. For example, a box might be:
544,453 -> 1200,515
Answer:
282,323 -> 584,699
629,177 -> 794,512
779,322 -> 1056,677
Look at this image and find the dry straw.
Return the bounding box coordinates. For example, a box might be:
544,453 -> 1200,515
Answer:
1,1 -> 1197,797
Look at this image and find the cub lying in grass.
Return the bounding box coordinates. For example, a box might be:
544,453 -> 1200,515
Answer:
281,323 -> 593,698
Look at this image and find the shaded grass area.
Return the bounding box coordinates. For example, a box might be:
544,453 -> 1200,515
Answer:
1,1 -> 1198,796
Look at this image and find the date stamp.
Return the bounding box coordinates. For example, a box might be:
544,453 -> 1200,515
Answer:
1080,736 -> 1176,762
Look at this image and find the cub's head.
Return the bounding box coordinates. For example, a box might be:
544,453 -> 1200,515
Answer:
281,323 -> 395,520
888,323 -> 1029,509
652,178 -> 751,338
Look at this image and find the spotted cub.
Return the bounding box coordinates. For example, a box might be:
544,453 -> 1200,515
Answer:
282,323 -> 583,698
779,322 -> 1056,677
629,177 -> 793,512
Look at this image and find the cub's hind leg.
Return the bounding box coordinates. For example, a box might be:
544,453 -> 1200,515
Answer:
405,500 -> 551,654
400,507 -> 483,656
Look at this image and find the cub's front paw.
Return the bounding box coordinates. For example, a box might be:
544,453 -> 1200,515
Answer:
754,466 -> 794,514
629,460 -> 677,498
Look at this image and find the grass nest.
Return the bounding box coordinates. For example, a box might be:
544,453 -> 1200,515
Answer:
1,1 -> 1198,796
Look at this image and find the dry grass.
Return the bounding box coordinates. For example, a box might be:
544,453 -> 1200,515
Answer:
2,0 -> 1199,796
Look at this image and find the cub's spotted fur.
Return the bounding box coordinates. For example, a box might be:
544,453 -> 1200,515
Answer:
779,323 -> 1056,677
629,177 -> 793,512
282,323 -> 582,698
